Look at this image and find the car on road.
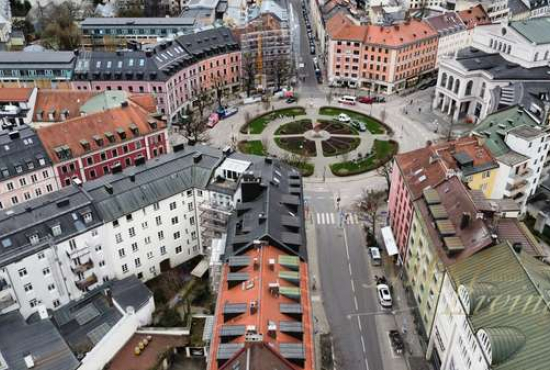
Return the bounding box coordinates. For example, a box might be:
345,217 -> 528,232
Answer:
418,78 -> 437,90
372,96 -> 386,103
310,46 -> 316,54
337,95 -> 357,105
352,120 -> 366,132
286,97 -> 297,104
358,96 -> 374,104
377,284 -> 392,308
337,113 -> 351,123
369,247 -> 381,265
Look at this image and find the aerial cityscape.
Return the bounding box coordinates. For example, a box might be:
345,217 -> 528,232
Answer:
0,0 -> 549,369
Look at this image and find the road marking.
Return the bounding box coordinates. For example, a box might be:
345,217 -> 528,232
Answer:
354,296 -> 359,311
350,279 -> 355,293
365,358 -> 370,370
316,213 -> 322,224
348,263 -> 352,276
329,213 -> 335,224
343,226 -> 351,261
356,316 -> 362,332
361,336 -> 366,353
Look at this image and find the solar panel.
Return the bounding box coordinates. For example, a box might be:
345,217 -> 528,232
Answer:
429,204 -> 448,220
87,322 -> 111,345
280,303 -> 302,314
217,343 -> 244,360
279,271 -> 300,282
279,343 -> 305,359
436,219 -> 456,236
444,237 -> 465,253
228,256 -> 250,267
279,321 -> 303,333
423,188 -> 441,204
227,272 -> 249,281
220,325 -> 246,337
74,304 -> 100,326
223,303 -> 247,314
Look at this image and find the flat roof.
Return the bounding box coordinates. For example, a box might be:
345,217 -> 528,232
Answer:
81,17 -> 196,27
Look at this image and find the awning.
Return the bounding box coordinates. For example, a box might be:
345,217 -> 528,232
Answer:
191,258 -> 209,278
381,226 -> 398,257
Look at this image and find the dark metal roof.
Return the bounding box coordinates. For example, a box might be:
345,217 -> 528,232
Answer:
223,303 -> 247,314
280,303 -> 302,314
0,312 -> 79,370
279,321 -> 303,333
227,256 -> 250,267
111,276 -> 153,311
219,325 -> 246,336
226,272 -> 250,281
217,343 -> 244,360
279,343 -> 305,359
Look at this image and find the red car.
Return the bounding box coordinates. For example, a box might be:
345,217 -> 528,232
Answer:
358,96 -> 374,104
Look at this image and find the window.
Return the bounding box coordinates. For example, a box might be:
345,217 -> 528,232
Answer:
169,201 -> 177,210
147,251 -> 154,259
171,216 -> 179,225
19,178 -> 26,186
46,184 -> 53,192
186,189 -> 193,197
174,231 -> 181,240
158,231 -> 164,240
155,215 -> 162,226
53,299 -> 61,308
29,299 -> 38,308
92,230 -> 99,238
126,213 -> 133,221
37,252 -> 45,260
6,182 -> 13,191
99,260 -> 105,267
11,196 -> 18,205
35,188 -> 42,197
197,190 -> 203,197
43,267 -> 50,275
145,236 -> 151,244
482,171 -> 491,179
141,222 -> 148,229
465,80 -> 473,96
480,82 -> 486,99
115,233 -> 123,243
135,258 -> 141,267
132,242 -> 138,252
18,268 -> 27,277
176,245 -> 182,254
122,264 -> 128,273
160,245 -> 166,255
48,283 -> 55,291
118,248 -> 126,257
190,216 -> 195,226
188,202 -> 194,211
191,231 -> 197,240
153,202 -> 160,211
51,224 -> 62,236
113,220 -> 119,227
24,283 -> 33,292
129,227 -> 136,237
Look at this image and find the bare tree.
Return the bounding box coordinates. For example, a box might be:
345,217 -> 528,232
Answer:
117,0 -> 145,17
192,86 -> 214,123
242,54 -> 256,97
356,189 -> 386,235
176,107 -> 207,145
212,76 -> 228,109
376,160 -> 392,195
39,1 -> 81,50
272,56 -> 290,91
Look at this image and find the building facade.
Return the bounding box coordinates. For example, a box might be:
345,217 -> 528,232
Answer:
326,18 -> 438,93
79,17 -> 196,50
0,126 -> 58,210
35,92 -> 169,188
425,12 -> 469,65
0,87 -> 37,129
71,27 -> 241,122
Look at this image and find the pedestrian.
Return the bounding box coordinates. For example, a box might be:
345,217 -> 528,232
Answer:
418,107 -> 422,113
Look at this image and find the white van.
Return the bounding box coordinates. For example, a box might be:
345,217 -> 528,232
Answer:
338,95 -> 357,105
369,247 -> 382,266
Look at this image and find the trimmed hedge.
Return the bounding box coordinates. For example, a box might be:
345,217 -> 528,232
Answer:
330,139 -> 398,176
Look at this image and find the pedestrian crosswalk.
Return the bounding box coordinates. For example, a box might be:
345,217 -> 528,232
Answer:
313,212 -> 362,225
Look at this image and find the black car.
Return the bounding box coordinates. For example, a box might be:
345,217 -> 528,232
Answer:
286,97 -> 297,104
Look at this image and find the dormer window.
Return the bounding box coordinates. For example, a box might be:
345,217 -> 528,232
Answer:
48,109 -> 56,121
105,132 -> 115,143
29,234 -> 39,245
116,127 -> 126,140
80,139 -> 90,151
1,168 -> 8,177
147,118 -> 157,129
93,135 -> 104,146
51,224 -> 62,236
26,161 -> 34,170
83,212 -> 93,224
37,157 -> 46,166
36,110 -> 43,121
14,165 -> 22,174
129,123 -> 139,135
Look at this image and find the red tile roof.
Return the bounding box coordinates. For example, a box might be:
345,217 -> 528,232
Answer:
209,245 -> 314,370
458,5 -> 491,29
395,136 -> 497,200
33,90 -> 99,122
128,94 -> 158,114
36,98 -> 166,163
328,18 -> 438,46
0,88 -> 34,102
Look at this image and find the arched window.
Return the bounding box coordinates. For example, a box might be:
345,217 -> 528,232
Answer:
454,79 -> 460,94
440,72 -> 448,87
448,75 -> 454,90
534,52 -> 539,61
480,82 -> 486,99
506,45 -> 511,54
465,80 -> 473,96
545,51 -> 549,60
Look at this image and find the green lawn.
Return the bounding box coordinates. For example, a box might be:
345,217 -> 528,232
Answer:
284,161 -> 314,177
242,107 -> 307,134
237,140 -> 266,156
319,107 -> 385,134
330,140 -> 397,176
275,119 -> 313,135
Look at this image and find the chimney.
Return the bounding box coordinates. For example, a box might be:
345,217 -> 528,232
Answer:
130,174 -> 136,182
513,242 -> 522,254
193,153 -> 202,163
121,101 -> 129,108
460,212 -> 471,229
8,131 -> 20,140
104,184 -> 114,194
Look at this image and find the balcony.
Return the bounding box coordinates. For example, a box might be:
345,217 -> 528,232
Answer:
71,260 -> 94,274
509,168 -> 533,184
512,191 -> 527,203
75,273 -> 98,292
504,180 -> 529,198
0,293 -> 17,313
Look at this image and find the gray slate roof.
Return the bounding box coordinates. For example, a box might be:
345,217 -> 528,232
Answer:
0,51 -> 76,70
111,276 -> 153,311
425,12 -> 466,36
0,312 -> 79,370
0,126 -> 51,181
81,17 -> 196,27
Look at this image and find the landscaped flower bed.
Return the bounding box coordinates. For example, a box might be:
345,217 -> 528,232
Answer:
275,119 -> 313,135
275,137 -> 317,157
330,139 -> 398,176
322,137 -> 361,157
316,120 -> 357,135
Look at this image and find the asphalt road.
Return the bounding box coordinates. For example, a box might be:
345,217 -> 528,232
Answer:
288,0 -> 324,97
307,188 -> 384,370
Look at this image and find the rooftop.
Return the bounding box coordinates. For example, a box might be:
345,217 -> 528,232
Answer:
472,105 -> 550,164
425,12 -> 466,36
33,90 -> 98,123
0,88 -> 34,103
81,17 -> 196,27
395,136 -> 497,200
457,5 -> 490,29
510,16 -> 550,45
0,312 -> 79,370
449,241 -> 550,370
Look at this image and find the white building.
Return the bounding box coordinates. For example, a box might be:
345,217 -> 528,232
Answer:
427,241 -> 550,370
0,145 -> 257,319
426,12 -> 470,64
451,0 -> 509,21
471,106 -> 550,210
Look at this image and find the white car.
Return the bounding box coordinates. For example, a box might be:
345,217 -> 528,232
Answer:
377,284 -> 393,308
337,113 -> 351,123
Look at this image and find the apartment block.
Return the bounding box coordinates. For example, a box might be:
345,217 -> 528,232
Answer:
0,126 -> 58,210
0,87 -> 37,128
34,91 -> 168,188
326,17 -> 438,93
80,17 -> 196,50
425,12 -> 469,65
471,106 -> 550,210
388,136 -> 498,255
428,241 -> 550,370
71,27 -> 241,121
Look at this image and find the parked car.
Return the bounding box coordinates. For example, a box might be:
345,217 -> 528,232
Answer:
372,96 -> 386,103
337,113 -> 351,123
310,46 -> 316,55
377,284 -> 393,308
352,120 -> 366,132
286,97 -> 297,104
337,95 -> 357,105
369,247 -> 381,265
358,96 -> 374,104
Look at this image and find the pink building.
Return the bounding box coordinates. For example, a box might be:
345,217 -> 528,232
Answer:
71,27 -> 241,123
